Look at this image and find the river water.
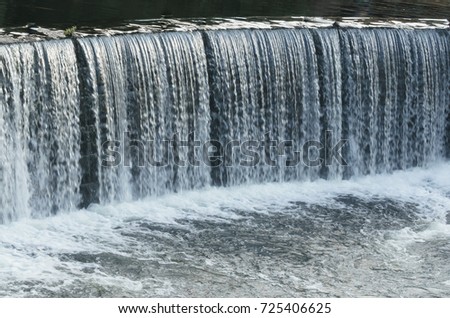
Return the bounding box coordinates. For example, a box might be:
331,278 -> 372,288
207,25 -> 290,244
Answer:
0,163 -> 449,297
0,0 -> 449,27
0,6 -> 449,298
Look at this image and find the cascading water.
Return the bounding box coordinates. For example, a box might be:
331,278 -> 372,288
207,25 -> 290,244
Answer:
0,40 -> 81,223
0,27 -> 449,223
204,29 -> 322,185
75,32 -> 212,206
339,29 -> 449,175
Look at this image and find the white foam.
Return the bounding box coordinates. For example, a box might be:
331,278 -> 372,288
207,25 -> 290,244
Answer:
0,162 -> 449,295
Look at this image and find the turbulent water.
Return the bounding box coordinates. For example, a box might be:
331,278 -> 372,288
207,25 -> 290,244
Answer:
0,26 -> 449,297
0,164 -> 449,297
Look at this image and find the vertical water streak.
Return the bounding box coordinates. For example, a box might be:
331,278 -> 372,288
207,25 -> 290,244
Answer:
0,44 -> 33,222
311,29 -> 343,180
76,32 -> 211,203
76,36 -> 133,204
204,29 -> 321,186
339,28 -> 449,175
0,40 -> 81,222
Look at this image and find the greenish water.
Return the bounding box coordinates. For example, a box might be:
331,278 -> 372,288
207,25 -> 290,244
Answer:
0,0 -> 449,27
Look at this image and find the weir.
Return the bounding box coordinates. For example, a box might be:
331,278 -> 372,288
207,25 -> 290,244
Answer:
0,26 -> 449,222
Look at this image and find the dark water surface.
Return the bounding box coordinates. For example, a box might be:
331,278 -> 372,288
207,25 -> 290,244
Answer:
0,0 -> 449,27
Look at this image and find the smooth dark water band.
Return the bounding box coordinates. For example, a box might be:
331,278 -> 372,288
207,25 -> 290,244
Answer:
1,0 -> 450,27
0,26 -> 449,222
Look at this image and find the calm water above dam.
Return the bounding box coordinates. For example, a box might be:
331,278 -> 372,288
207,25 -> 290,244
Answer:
0,0 -> 450,27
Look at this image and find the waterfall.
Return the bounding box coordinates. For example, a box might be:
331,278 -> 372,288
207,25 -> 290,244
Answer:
0,27 -> 449,222
75,32 -> 211,206
0,40 -> 80,223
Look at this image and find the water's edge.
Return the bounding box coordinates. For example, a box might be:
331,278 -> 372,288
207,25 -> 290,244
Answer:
0,17 -> 449,44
